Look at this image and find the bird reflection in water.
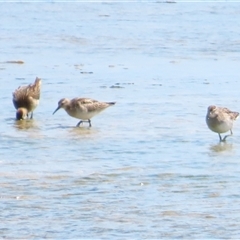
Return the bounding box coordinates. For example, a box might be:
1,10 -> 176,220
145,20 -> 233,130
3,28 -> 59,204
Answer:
67,125 -> 99,140
209,142 -> 233,153
14,119 -> 38,130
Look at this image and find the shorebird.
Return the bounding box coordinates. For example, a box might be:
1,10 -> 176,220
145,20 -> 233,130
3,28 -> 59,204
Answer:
206,105 -> 239,142
53,97 -> 116,127
12,77 -> 41,120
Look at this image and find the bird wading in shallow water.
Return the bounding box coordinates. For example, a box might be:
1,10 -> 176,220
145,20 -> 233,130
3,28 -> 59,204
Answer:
206,105 -> 239,142
53,97 -> 116,127
12,77 -> 41,120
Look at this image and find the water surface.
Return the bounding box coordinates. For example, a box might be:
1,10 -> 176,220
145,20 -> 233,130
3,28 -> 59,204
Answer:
1,2 -> 240,239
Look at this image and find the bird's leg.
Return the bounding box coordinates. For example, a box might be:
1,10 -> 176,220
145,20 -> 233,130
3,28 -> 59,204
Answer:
76,120 -> 91,127
222,135 -> 229,142
30,112 -> 33,119
76,120 -> 83,127
222,129 -> 233,142
88,119 -> 92,127
218,133 -> 223,142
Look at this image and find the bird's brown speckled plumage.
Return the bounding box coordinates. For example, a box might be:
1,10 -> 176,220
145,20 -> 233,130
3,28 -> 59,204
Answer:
53,97 -> 116,127
12,77 -> 41,120
206,105 -> 239,142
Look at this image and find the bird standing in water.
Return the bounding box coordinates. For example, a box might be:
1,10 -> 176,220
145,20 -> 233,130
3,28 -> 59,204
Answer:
53,97 -> 116,127
12,77 -> 42,120
206,105 -> 239,142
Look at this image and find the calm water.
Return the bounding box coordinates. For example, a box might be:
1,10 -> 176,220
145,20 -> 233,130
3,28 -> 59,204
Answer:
1,2 -> 240,239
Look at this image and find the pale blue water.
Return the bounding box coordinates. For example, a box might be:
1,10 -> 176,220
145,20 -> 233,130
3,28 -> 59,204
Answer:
1,2 -> 240,239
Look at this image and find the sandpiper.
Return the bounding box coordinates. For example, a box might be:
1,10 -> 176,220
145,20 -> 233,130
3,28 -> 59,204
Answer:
53,97 -> 116,127
206,105 -> 239,142
12,77 -> 41,120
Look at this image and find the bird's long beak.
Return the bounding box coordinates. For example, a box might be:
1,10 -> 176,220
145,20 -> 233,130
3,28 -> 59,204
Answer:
53,106 -> 60,115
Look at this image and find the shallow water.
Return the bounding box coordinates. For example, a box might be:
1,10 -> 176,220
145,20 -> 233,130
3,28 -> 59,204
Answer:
1,2 -> 240,239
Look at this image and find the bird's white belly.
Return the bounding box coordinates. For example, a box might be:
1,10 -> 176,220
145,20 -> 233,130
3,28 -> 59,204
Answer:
67,109 -> 100,120
30,99 -> 39,111
207,120 -> 232,133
